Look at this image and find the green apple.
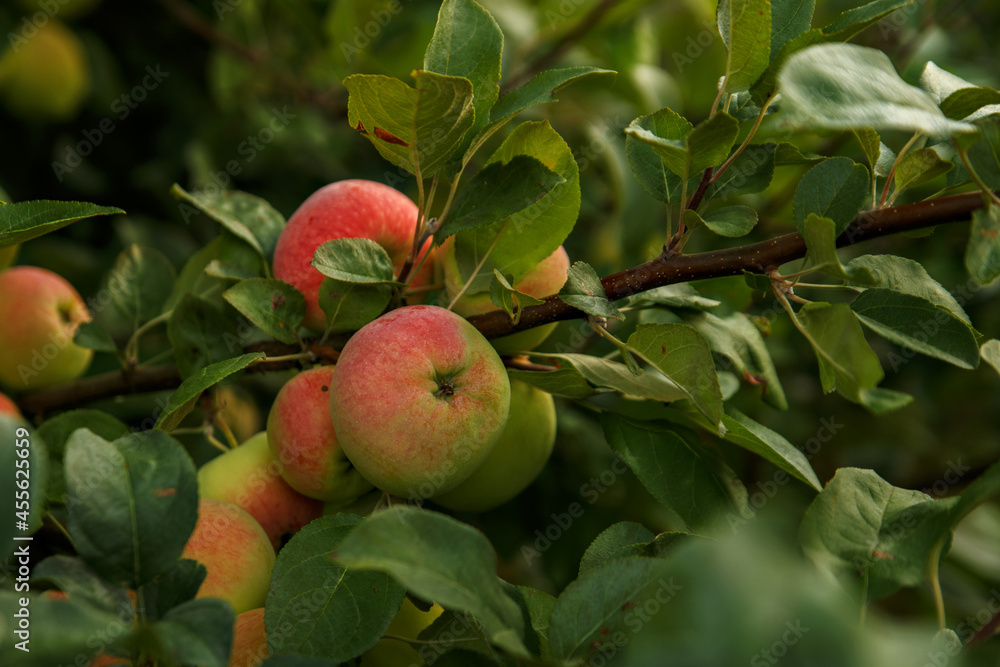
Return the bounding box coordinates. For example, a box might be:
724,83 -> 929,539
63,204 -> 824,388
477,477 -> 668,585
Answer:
434,378 -> 556,512
441,238 -> 570,354
329,305 -> 511,500
181,498 -> 275,614
267,366 -> 373,505
360,598 -> 444,667
229,607 -> 268,667
0,21 -> 89,121
197,431 -> 324,549
0,266 -> 93,391
272,179 -> 435,332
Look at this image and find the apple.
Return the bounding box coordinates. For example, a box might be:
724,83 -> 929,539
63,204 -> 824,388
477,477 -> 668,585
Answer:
360,598 -> 444,667
434,378 -> 556,512
272,179 -> 435,332
441,239 -> 570,354
0,266 -> 93,391
181,498 -> 275,614
0,391 -> 19,417
197,431 -> 324,549
329,305 -> 511,499
266,366 -> 373,505
229,607 -> 268,667
0,21 -> 89,121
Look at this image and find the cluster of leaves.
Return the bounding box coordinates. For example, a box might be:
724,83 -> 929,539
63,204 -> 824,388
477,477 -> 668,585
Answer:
3,0 -> 1000,665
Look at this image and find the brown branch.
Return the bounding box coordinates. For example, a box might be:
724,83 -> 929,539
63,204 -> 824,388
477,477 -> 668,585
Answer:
16,190 -> 990,418
466,190 -> 992,338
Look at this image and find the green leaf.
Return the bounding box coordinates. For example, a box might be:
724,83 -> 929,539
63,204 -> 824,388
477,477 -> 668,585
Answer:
723,408 -> 821,490
801,213 -> 870,282
531,352 -> 686,403
106,245 -> 176,327
718,0 -> 771,93
966,119 -> 1000,190
0,200 -> 123,249
548,557 -> 678,662
490,270 -> 544,323
312,237 -> 398,284
601,414 -> 747,530
558,261 -> 623,320
796,301 -> 912,413
770,0 -> 815,59
892,147 -> 952,195
706,142 -> 776,198
778,43 -> 975,137
167,293 -> 242,379
64,429 -> 198,587
578,522 -> 656,574
266,514 -> 406,663
851,289 -> 980,369
680,311 -> 787,410
207,230 -> 267,280
0,416 -> 48,557
145,559 -> 207,620
424,0 -> 503,147
507,366 -> 601,400
74,321 -> 117,353
455,121 -> 580,292
318,278 -> 393,334
701,205 -> 758,237
31,556 -> 133,617
435,155 -> 565,241
333,506 -> 528,657
793,157 -> 870,235
517,586 -> 556,660
629,113 -> 740,181
845,254 -> 968,322
982,339 -> 1000,377
345,70 -> 475,178
155,353 -> 264,432
171,185 -> 284,262
634,284 -> 720,310
626,323 -> 724,429
153,598 -> 234,667
965,202 -> 1000,286
222,278 -> 305,344
920,61 -> 1000,121
36,409 -> 129,504
624,106 -> 691,203
773,141 -> 826,166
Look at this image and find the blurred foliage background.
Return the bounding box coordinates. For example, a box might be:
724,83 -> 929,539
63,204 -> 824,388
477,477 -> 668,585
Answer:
2,0 -> 1000,637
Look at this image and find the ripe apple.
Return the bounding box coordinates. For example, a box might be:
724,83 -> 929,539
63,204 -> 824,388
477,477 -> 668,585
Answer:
0,21 -> 89,121
181,498 -> 275,614
329,305 -> 511,499
272,179 -> 435,332
266,366 -> 373,505
229,607 -> 268,667
0,391 -> 19,417
360,598 -> 444,667
0,266 -> 93,391
440,239 -> 570,354
434,378 -> 556,512
197,431 -> 323,549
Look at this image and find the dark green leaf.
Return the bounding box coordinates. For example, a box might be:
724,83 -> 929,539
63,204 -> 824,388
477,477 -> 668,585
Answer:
842,255 -> 973,325
966,119 -> 1000,189
965,202 -> 1000,285
333,506 -> 528,656
37,410 -> 129,504
507,366 -> 603,400
0,200 -> 123,248
722,408 -> 821,490
773,141 -> 826,165
624,106 -> 690,203
983,339 -> 1000,377
156,352 -> 265,431
770,0 -> 815,59
312,237 -> 398,284
318,278 -> 393,334
634,284 -> 720,310
718,0 -> 771,93
31,556 -> 133,617
64,429 -> 198,587
107,245 -> 176,326
601,414 -> 746,530
701,205 -> 758,237
532,352 -> 686,403
558,261 -> 623,320
579,522 -> 656,574
0,416 -> 47,554
892,147 -> 952,195
167,293 -> 242,379
73,321 -> 117,353
517,586 -> 556,660
222,278 -> 305,344
266,514 -> 405,663
145,558 -> 207,620
489,270 -> 544,323
921,61 -> 1000,121
436,155 -> 565,241
851,289 -> 980,368
707,142 -> 776,198
793,157 -> 870,235
154,598 -> 234,667
171,185 -> 284,261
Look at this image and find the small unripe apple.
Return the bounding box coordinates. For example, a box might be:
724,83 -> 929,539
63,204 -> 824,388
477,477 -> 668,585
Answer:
181,498 -> 275,614
434,378 -> 556,512
441,239 -> 570,354
266,366 -> 373,504
329,305 -> 510,499
0,21 -> 89,121
360,598 -> 444,667
272,180 -> 435,332
197,432 -> 323,549
229,607 -> 268,667
0,266 -> 93,391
